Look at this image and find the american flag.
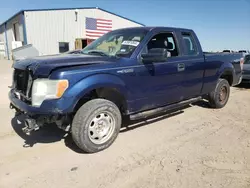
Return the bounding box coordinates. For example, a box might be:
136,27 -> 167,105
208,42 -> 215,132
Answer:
85,17 -> 112,39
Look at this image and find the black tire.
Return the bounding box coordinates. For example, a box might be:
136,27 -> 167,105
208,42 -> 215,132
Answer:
208,79 -> 230,109
71,99 -> 122,153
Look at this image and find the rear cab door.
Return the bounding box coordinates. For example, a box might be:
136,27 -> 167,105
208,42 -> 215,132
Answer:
174,29 -> 206,100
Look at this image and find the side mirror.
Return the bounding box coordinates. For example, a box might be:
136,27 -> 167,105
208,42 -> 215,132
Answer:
141,48 -> 168,63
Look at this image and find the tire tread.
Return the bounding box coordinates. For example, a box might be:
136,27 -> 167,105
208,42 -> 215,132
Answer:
208,78 -> 230,109
72,99 -> 121,153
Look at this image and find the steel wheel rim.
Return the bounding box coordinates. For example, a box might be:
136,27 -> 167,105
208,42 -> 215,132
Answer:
219,86 -> 227,104
88,111 -> 116,145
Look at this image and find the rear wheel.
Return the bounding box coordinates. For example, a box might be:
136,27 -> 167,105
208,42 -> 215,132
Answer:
208,79 -> 230,108
71,99 -> 122,153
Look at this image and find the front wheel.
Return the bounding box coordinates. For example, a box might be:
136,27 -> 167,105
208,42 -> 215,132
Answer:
208,79 -> 230,109
71,99 -> 122,153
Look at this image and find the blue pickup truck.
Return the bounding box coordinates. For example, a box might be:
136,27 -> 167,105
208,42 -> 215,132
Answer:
9,27 -> 244,153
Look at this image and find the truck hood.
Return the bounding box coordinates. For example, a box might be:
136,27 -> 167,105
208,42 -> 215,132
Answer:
13,54 -> 116,77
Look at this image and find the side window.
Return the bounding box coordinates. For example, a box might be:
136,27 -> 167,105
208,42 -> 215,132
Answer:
182,33 -> 198,55
59,42 -> 69,53
143,33 -> 179,57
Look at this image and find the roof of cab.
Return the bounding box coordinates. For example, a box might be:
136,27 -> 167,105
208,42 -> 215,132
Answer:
113,26 -> 193,33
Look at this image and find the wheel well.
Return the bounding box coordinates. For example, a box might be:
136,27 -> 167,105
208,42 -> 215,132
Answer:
74,88 -> 127,114
220,71 -> 233,86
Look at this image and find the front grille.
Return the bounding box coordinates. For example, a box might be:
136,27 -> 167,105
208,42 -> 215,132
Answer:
13,69 -> 32,102
13,69 -> 29,94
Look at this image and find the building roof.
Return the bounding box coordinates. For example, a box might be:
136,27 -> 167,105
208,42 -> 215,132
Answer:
0,7 -> 144,27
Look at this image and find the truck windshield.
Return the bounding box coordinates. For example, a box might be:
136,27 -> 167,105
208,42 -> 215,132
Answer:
82,30 -> 148,58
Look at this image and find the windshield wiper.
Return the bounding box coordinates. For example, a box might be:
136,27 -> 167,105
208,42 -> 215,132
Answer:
87,50 -> 109,57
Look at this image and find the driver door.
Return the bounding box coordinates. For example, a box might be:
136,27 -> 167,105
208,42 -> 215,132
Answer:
131,32 -> 185,112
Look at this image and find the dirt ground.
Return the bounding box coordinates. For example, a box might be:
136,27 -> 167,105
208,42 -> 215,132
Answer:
0,60 -> 250,188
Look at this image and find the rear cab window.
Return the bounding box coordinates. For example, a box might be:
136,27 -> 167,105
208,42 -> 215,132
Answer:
181,33 -> 198,56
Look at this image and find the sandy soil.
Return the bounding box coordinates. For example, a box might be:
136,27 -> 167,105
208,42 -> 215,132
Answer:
0,60 -> 250,188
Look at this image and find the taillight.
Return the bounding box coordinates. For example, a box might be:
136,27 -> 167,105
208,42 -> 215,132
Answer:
240,57 -> 244,70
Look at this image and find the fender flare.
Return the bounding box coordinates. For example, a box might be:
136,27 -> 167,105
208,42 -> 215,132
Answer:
217,62 -> 235,84
64,73 -> 130,111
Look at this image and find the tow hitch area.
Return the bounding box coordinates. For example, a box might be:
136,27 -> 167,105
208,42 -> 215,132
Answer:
22,118 -> 40,134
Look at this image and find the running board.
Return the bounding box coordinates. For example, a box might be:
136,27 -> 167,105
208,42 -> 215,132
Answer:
129,97 -> 202,121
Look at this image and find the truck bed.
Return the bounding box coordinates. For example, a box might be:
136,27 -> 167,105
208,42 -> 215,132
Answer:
204,52 -> 242,86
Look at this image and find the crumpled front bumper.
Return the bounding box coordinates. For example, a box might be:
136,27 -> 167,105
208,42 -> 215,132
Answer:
9,89 -> 73,115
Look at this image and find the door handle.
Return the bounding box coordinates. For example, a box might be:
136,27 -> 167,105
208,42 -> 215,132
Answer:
178,63 -> 185,72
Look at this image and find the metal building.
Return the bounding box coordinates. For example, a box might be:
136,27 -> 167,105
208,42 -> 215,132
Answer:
0,7 -> 144,60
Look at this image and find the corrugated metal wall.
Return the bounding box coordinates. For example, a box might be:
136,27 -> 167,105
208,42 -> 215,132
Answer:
0,25 -> 5,41
0,25 -> 5,58
0,14 -> 25,59
25,8 -> 142,55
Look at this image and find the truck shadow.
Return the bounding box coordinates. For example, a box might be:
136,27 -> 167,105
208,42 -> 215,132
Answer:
192,100 -> 211,109
11,114 -> 66,148
11,102 -> 207,154
63,109 -> 186,154
120,109 -> 185,133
